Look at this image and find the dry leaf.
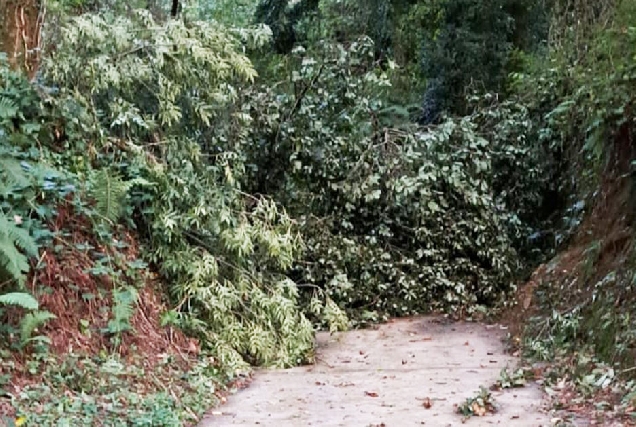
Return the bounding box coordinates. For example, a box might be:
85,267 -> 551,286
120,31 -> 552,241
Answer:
186,338 -> 200,354
365,391 -> 379,398
472,402 -> 486,416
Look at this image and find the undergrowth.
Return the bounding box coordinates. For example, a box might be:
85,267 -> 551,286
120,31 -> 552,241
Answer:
504,0 -> 636,423
3,353 -> 237,426
1,0 -> 635,424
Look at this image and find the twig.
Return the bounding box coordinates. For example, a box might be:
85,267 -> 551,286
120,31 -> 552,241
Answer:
30,250 -> 47,289
286,63 -> 325,122
315,356 -> 334,368
621,366 -> 636,374
274,62 -> 326,144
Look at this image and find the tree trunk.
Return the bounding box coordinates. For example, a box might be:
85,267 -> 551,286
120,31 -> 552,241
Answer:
0,0 -> 44,79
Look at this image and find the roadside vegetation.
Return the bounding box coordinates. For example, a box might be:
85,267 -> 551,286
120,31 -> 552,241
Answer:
0,0 -> 635,425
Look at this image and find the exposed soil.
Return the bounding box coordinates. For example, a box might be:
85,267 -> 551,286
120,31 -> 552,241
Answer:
199,317 -> 552,427
28,199 -> 195,359
0,200 -> 200,420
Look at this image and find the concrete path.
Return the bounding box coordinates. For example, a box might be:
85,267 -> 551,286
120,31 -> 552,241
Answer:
199,317 -> 552,427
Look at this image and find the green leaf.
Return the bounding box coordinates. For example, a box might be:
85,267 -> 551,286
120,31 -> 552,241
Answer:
20,311 -> 57,344
0,292 -> 38,310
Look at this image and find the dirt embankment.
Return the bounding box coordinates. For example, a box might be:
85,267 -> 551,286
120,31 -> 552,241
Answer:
0,199 -> 200,419
510,126 -> 636,342
503,125 -> 636,423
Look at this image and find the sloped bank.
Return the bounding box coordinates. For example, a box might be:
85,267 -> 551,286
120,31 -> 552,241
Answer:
508,121 -> 636,425
499,2 -> 636,421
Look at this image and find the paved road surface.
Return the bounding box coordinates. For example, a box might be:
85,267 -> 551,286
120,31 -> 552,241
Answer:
199,317 -> 552,427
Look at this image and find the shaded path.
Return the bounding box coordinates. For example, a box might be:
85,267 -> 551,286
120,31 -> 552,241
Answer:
200,317 -> 551,426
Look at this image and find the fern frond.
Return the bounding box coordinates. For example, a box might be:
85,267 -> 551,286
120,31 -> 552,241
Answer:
108,286 -> 138,333
1,214 -> 39,257
89,169 -> 132,224
0,156 -> 31,196
0,236 -> 30,286
0,292 -> 39,310
20,310 -> 56,343
0,96 -> 18,120
0,212 -> 38,286
89,170 -> 152,224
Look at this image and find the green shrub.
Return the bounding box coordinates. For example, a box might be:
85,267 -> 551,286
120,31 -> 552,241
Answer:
240,37 -> 549,322
42,10 -> 346,368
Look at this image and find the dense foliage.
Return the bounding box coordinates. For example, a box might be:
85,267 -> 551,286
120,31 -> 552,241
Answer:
1,0 -> 635,423
42,11 -> 331,368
